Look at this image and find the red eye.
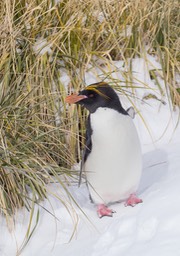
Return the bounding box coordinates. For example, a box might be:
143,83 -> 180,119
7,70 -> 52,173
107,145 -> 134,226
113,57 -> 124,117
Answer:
89,94 -> 94,98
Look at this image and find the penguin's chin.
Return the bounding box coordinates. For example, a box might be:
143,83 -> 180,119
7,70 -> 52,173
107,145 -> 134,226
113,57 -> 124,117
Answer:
65,94 -> 87,104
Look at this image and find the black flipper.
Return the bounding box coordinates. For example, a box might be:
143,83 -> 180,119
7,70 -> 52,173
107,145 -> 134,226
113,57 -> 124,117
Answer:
78,114 -> 93,187
126,106 -> 136,119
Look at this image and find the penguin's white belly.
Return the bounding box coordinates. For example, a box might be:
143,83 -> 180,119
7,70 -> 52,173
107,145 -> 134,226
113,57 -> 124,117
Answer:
84,107 -> 142,205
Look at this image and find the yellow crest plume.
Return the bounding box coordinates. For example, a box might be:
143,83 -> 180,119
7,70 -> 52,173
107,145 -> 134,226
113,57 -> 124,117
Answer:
86,82 -> 110,99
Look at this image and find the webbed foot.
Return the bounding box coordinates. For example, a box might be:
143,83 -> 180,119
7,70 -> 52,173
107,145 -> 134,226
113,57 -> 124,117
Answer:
125,194 -> 143,207
97,204 -> 116,218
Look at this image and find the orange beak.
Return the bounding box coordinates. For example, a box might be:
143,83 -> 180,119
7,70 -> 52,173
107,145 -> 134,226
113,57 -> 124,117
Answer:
65,94 -> 87,104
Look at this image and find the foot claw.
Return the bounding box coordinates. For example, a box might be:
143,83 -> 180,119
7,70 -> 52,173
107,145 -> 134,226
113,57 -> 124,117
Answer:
125,194 -> 143,207
97,204 -> 116,218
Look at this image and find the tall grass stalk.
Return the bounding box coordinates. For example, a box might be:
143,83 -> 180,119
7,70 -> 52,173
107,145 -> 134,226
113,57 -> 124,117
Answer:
0,0 -> 179,238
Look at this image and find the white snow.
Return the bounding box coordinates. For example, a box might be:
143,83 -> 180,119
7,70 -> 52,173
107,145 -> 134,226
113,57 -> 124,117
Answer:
33,38 -> 52,56
1,57 -> 180,256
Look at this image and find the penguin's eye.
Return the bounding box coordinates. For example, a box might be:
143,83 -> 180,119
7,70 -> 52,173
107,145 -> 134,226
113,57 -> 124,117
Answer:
89,94 -> 94,98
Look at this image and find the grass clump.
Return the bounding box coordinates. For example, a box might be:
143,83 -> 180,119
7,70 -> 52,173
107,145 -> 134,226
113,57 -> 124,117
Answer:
0,0 -> 179,228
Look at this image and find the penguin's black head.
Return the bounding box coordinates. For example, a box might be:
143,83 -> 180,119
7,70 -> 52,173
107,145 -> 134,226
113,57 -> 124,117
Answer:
66,82 -> 127,114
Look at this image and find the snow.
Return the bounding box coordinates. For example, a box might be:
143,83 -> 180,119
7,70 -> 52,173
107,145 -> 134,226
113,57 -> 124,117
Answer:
1,57 -> 180,256
33,38 -> 52,56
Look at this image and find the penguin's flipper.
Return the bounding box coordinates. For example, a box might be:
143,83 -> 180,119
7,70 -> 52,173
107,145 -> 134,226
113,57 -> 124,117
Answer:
126,106 -> 136,119
78,115 -> 93,187
78,161 -> 83,187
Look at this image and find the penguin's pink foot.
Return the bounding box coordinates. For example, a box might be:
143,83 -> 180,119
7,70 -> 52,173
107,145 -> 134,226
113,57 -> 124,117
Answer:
97,204 -> 116,218
125,194 -> 143,207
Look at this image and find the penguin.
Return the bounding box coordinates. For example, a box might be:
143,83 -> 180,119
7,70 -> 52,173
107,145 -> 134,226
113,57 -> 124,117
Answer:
66,82 -> 142,218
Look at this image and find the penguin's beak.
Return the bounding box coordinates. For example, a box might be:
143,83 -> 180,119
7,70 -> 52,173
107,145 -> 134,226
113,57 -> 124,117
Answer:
65,94 -> 88,104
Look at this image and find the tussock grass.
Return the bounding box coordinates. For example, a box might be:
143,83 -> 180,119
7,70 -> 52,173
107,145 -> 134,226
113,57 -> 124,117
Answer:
0,0 -> 179,235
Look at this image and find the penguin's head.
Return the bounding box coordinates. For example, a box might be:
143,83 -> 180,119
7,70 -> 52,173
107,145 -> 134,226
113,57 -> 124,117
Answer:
66,82 -> 127,114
